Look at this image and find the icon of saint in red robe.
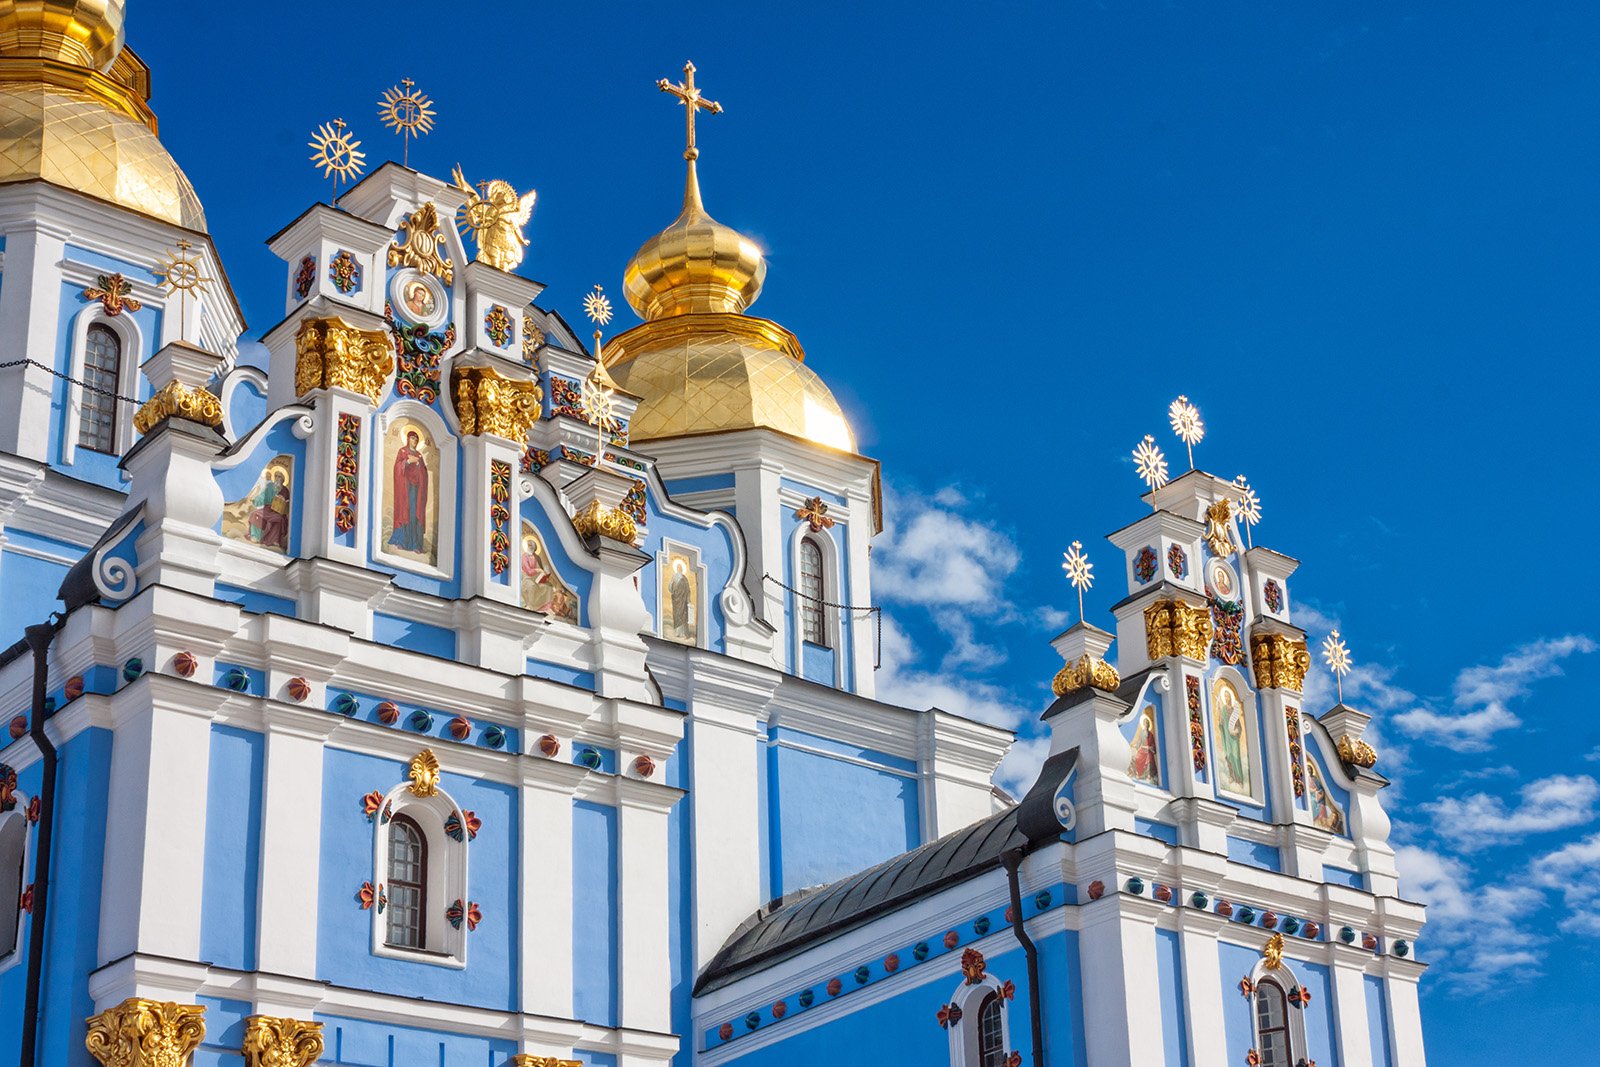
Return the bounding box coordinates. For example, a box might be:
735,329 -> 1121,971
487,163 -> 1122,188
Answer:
388,429 -> 430,555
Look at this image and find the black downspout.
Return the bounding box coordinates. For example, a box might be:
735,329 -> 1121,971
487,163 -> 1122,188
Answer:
1003,848 -> 1045,1067
19,619 -> 60,1067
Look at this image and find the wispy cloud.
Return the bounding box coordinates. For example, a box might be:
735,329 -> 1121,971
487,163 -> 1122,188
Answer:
1394,845 -> 1546,990
1422,774 -> 1600,852
1530,832 -> 1600,936
874,487 -> 1020,614
1392,636 -> 1595,751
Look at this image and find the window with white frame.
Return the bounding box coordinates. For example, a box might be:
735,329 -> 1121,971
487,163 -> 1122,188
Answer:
0,812 -> 24,961
370,783 -> 470,967
385,814 -> 427,949
977,993 -> 1006,1067
78,323 -> 122,453
1246,962 -> 1310,1067
798,536 -> 827,646
945,966 -> 1013,1067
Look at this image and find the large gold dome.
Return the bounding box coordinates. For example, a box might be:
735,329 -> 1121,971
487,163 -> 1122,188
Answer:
611,155 -> 853,452
0,0 -> 206,230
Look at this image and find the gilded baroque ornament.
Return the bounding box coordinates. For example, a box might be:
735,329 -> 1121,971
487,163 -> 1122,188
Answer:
388,202 -> 455,284
133,379 -> 223,434
154,239 -> 212,344
294,317 -> 394,404
408,748 -> 441,797
241,1015 -> 324,1067
452,365 -> 542,441
508,1057 -> 583,1067
1051,653 -> 1121,697
571,499 -> 638,544
83,272 -> 142,316
794,496 -> 834,532
85,997 -> 207,1067
1249,630 -> 1312,692
1204,498 -> 1236,558
1262,932 -> 1286,970
1337,734 -> 1379,769
1144,598 -> 1214,662
452,165 -> 537,273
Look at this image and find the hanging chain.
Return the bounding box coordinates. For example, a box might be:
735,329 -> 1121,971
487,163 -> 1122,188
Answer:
0,358 -> 142,404
762,572 -> 882,670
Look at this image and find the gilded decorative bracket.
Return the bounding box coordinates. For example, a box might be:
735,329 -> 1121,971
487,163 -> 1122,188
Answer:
451,365 -> 542,442
1143,598 -> 1213,662
85,998 -> 207,1067
409,748 -> 441,797
295,317 -> 394,405
1337,734 -> 1378,769
1248,630 -> 1311,692
508,1056 -> 583,1067
571,499 -> 638,544
1051,653 -> 1121,697
388,202 -> 454,283
133,379 -> 223,434
242,1015 -> 324,1067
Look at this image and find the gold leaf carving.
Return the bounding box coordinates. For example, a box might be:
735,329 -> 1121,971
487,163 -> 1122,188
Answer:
571,500 -> 638,544
451,365 -> 542,441
1337,734 -> 1378,769
85,998 -> 207,1067
1051,654 -> 1121,697
1205,498 -> 1236,558
242,1016 -> 324,1067
388,202 -> 454,284
1143,598 -> 1213,662
133,379 -> 223,434
1249,630 -> 1312,693
295,317 -> 394,405
409,748 -> 441,797
507,1057 -> 582,1067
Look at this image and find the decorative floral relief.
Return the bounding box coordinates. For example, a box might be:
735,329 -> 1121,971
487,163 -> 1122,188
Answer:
620,479 -> 646,524
329,250 -> 361,294
1186,674 -> 1206,772
335,413 -> 361,533
1134,545 -> 1158,584
1286,706 -> 1304,798
1211,598 -> 1244,664
484,304 -> 513,348
489,460 -> 512,574
549,375 -> 585,419
1167,543 -> 1188,580
1263,578 -> 1284,614
293,256 -> 316,300
387,312 -> 454,405
522,313 -> 544,363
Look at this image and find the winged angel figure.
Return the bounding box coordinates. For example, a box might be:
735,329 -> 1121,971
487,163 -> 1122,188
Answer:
451,165 -> 537,272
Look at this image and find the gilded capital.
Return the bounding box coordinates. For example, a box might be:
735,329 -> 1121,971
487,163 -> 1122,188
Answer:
295,317 -> 395,404
1249,629 -> 1312,692
1143,598 -> 1213,662
452,365 -> 542,442
571,499 -> 638,544
133,379 -> 223,434
1337,734 -> 1378,768
507,1057 -> 583,1067
242,1015 -> 324,1067
1051,653 -> 1121,697
85,998 -> 207,1067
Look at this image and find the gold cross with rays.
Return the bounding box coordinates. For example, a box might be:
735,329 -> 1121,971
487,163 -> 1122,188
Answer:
657,61 -> 723,160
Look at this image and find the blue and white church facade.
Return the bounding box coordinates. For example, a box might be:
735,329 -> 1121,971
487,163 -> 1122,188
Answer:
0,5 -> 1428,1067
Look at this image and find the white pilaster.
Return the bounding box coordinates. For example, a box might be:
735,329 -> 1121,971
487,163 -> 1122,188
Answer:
615,777 -> 680,1034
520,760 -> 588,1018
254,706 -> 336,981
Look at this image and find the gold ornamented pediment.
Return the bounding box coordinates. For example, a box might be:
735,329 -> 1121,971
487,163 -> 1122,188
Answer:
508,1056 -> 583,1067
389,202 -> 454,284
1249,629 -> 1312,692
1051,653 -> 1121,697
452,365 -> 542,442
295,317 -> 394,405
409,748 -> 441,797
133,379 -> 223,434
1144,598 -> 1213,662
571,499 -> 638,544
1262,932 -> 1285,970
242,1015 -> 324,1067
85,998 -> 207,1067
1337,734 -> 1378,768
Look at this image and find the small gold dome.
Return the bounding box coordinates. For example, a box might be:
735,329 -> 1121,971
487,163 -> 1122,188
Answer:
0,0 -> 206,230
623,161 -> 767,318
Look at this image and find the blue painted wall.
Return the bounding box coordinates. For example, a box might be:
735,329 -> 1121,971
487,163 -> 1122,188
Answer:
192,995 -> 250,1067
0,541 -> 70,634
1218,940 -> 1341,1067
1365,975 -> 1395,1067
316,1011 -> 517,1067
1155,928 -> 1191,1067
200,726 -> 263,970
573,800 -> 619,1027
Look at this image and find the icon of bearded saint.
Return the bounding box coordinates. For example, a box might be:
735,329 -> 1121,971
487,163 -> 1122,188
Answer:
452,165 -> 537,272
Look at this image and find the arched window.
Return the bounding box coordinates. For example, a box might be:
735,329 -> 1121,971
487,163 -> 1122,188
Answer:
0,813 -> 23,961
977,993 -> 1006,1067
386,814 -> 427,949
798,537 -> 827,646
1254,977 -> 1293,1066
78,324 -> 122,454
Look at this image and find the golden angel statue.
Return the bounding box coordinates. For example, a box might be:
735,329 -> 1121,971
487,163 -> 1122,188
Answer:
451,164 -> 537,272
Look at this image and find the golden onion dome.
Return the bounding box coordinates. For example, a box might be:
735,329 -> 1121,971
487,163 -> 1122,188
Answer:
0,0 -> 207,230
609,151 -> 853,453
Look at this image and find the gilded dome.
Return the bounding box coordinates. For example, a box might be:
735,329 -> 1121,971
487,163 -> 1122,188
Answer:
0,0 -> 206,230
623,162 -> 766,318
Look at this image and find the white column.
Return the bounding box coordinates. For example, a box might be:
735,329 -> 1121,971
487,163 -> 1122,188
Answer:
0,220 -> 67,462
1383,964 -> 1429,1067
1176,908 -> 1229,1067
843,481 -> 875,698
519,762 -> 587,1018
253,707 -> 336,983
615,778 -> 677,1034
1328,945 -> 1375,1067
1078,892 -> 1167,1066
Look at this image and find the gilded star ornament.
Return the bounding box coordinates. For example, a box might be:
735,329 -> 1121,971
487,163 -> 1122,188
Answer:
1168,394 -> 1204,468
378,78 -> 436,166
154,240 -> 211,344
1232,475 -> 1261,548
1322,629 -> 1352,705
1061,539 -> 1094,623
1132,435 -> 1169,509
309,118 -> 367,199
583,286 -> 614,327
581,286 -> 621,459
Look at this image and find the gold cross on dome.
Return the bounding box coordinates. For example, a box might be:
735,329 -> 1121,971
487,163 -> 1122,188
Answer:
658,61 -> 723,160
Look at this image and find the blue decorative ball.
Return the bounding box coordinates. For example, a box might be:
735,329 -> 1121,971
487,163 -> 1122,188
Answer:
1237,905 -> 1257,925
122,658 -> 143,682
853,965 -> 870,985
577,747 -> 603,770
744,1012 -> 760,1031
484,724 -> 506,749
1034,890 -> 1052,910
1190,891 -> 1209,909
331,693 -> 359,717
407,710 -> 433,731
1340,926 -> 1356,944
220,667 -> 249,693
1393,939 -> 1410,958
973,916 -> 991,936
797,989 -> 814,1009
1125,877 -> 1146,896
913,941 -> 930,961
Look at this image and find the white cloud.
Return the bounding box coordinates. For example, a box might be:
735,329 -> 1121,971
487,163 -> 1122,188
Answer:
1392,635 -> 1595,751
1422,774 -> 1600,852
995,734 -> 1053,799
1394,845 -> 1546,989
874,488 -> 1020,613
1530,832 -> 1600,936
875,616 -> 1030,734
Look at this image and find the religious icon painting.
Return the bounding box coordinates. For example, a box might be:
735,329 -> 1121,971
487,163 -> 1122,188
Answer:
1126,703 -> 1162,787
519,520 -> 579,624
1305,753 -> 1348,836
657,541 -> 705,647
1205,557 -> 1239,602
388,267 -> 449,330
1209,676 -> 1256,800
221,454 -> 294,553
380,416 -> 440,567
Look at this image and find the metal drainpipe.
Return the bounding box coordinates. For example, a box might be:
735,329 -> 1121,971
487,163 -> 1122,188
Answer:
19,618 -> 61,1067
1002,847 -> 1046,1067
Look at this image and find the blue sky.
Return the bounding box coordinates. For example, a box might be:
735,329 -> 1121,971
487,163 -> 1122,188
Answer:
135,2 -> 1598,1061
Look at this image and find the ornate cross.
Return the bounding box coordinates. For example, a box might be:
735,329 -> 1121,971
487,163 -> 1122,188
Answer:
795,496 -> 834,532
657,61 -> 723,160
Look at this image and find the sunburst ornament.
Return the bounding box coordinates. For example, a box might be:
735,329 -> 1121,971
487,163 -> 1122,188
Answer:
1132,435 -> 1169,510
154,239 -> 212,344
1061,540 -> 1094,623
1232,475 -> 1261,548
1322,629 -> 1353,705
583,286 -> 613,327
309,118 -> 367,201
1168,394 -> 1204,469
581,285 -> 620,462
378,78 -> 436,167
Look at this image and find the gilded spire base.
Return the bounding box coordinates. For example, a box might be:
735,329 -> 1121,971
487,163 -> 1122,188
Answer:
571,499 -> 638,544
1051,653 -> 1121,697
134,379 -> 223,435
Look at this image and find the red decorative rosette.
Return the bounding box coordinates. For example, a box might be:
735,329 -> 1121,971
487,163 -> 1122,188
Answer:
936,1003 -> 963,1029
718,1023 -> 734,1041
173,651 -> 198,678
633,754 -> 656,778
538,734 -> 561,757
1000,979 -> 1016,1001
943,929 -> 960,949
20,884 -> 33,913
466,902 -> 482,931
771,1000 -> 787,1019
1239,977 -> 1254,997
362,790 -> 384,819
1246,1050 -> 1261,1067
376,701 -> 400,725
1288,985 -> 1312,1008
357,881 -> 377,909
286,677 -> 311,702
1007,1052 -> 1022,1067
961,947 -> 987,984
7,715 -> 24,740
826,977 -> 842,997
1087,880 -> 1105,901
463,810 -> 481,839
26,795 -> 41,824
64,675 -> 84,700
450,715 -> 472,740
884,953 -> 900,973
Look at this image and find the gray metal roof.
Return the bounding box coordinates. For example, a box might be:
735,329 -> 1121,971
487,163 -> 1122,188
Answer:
694,748 -> 1078,995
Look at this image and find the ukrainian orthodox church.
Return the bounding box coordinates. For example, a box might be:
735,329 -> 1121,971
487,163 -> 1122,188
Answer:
0,4 -> 1428,1067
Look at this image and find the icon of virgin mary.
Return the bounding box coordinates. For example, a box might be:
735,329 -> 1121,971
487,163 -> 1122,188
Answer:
388,429 -> 430,555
